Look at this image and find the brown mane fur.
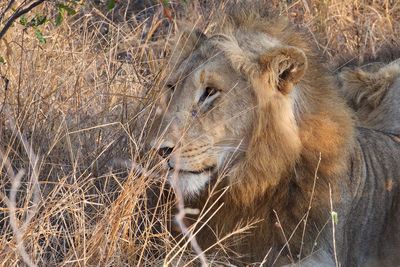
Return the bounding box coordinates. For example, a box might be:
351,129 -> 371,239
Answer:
180,5 -> 356,264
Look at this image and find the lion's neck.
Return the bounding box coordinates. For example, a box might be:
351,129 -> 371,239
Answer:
191,153 -> 349,264
190,163 -> 335,264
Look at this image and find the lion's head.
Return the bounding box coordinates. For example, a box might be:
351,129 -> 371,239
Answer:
150,6 -> 353,205
150,29 -> 254,197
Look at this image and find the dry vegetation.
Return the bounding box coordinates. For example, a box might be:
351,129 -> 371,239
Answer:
0,0 -> 399,266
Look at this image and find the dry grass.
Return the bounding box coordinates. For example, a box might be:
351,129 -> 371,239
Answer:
0,0 -> 399,266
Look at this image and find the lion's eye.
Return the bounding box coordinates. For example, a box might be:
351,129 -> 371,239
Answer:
199,87 -> 218,103
166,83 -> 175,92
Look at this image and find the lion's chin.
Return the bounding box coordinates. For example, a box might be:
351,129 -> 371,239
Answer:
168,171 -> 211,198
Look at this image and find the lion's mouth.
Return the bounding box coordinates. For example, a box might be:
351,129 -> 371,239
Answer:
169,165 -> 216,175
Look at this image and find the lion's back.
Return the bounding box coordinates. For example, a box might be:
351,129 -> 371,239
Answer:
345,127 -> 400,266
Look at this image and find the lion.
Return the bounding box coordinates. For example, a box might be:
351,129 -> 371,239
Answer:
149,4 -> 400,266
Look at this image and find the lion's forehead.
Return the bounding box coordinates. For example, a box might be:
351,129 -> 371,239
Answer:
169,31 -> 283,96
174,52 -> 230,78
178,59 -> 245,96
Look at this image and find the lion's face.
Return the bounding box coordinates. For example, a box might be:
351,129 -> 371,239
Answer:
151,47 -> 255,197
150,24 -> 309,198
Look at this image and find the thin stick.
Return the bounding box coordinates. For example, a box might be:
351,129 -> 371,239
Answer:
273,210 -> 294,264
0,0 -> 16,23
0,150 -> 37,267
329,183 -> 339,267
299,153 -> 321,259
0,0 -> 46,39
168,141 -> 208,267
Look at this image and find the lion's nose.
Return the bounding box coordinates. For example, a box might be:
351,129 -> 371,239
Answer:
158,146 -> 174,158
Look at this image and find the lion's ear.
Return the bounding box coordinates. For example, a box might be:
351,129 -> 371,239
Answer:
259,46 -> 307,94
171,29 -> 207,63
